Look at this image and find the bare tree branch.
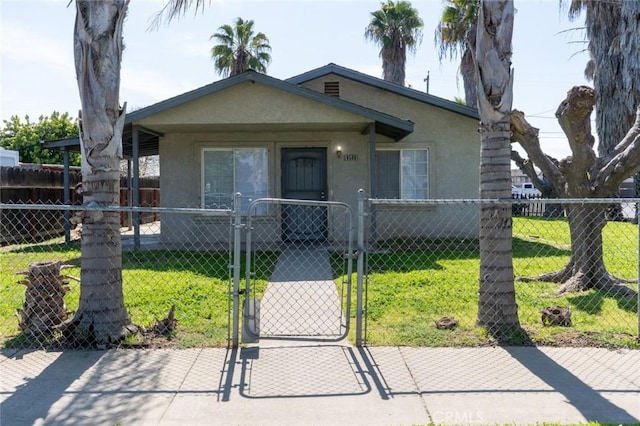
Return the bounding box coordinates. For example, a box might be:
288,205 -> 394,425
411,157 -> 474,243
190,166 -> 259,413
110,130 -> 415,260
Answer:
593,106 -> 640,195
510,110 -> 566,195
555,86 -> 597,196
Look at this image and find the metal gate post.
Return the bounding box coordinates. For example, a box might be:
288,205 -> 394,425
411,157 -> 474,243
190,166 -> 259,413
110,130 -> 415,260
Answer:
637,199 -> 640,338
356,189 -> 365,346
231,192 -> 243,348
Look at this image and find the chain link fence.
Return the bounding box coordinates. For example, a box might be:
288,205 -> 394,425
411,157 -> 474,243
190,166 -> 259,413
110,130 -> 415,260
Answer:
363,197 -> 639,347
240,198 -> 354,343
1,203 -> 233,349
1,197 -> 639,350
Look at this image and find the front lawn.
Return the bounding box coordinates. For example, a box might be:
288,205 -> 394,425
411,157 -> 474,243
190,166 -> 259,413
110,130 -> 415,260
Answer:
1,216 -> 638,348
356,217 -> 639,348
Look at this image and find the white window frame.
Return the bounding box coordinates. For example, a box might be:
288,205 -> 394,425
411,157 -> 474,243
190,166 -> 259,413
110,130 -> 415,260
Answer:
400,148 -> 429,200
376,148 -> 429,199
201,148 -> 268,213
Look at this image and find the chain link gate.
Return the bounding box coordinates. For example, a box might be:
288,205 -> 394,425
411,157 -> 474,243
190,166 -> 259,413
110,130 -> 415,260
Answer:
230,196 -> 358,345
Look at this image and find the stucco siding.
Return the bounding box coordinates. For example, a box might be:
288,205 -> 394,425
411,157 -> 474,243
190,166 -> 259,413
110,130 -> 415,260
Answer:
158,130 -> 372,245
299,75 -> 479,200
153,70 -> 481,245
137,81 -> 369,128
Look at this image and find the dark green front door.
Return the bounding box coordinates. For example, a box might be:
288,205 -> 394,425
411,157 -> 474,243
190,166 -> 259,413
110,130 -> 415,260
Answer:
281,148 -> 327,241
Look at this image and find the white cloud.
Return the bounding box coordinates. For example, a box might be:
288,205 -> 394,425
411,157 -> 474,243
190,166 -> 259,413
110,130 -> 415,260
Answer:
1,23 -> 74,75
121,67 -> 199,106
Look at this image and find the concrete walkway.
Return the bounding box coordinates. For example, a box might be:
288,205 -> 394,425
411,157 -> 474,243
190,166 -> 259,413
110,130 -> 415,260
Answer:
257,247 -> 345,337
1,345 -> 639,425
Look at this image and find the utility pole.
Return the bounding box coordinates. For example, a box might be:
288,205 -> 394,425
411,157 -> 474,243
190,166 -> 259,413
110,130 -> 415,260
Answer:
423,71 -> 430,93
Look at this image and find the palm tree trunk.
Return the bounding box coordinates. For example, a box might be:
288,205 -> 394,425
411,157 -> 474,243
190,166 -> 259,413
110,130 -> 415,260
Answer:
70,0 -> 133,344
461,20 -> 478,108
477,118 -> 519,327
475,0 -> 519,329
460,48 -> 477,108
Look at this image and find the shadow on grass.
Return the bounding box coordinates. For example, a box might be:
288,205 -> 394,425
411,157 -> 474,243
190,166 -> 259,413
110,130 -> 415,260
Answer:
359,237 -> 569,274
512,237 -> 571,257
567,287 -> 639,314
122,250 -> 278,280
1,241 -> 80,254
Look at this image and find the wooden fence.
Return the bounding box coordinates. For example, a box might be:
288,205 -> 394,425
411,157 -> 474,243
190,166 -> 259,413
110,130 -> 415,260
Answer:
1,166 -> 159,243
511,194 -> 566,218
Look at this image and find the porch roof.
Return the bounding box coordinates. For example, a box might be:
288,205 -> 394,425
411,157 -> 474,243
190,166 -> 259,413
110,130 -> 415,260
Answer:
45,69 -> 414,158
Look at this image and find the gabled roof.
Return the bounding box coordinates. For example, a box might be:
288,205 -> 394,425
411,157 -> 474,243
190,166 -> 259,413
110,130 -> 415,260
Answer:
287,63 -> 479,120
44,69 -> 415,158
126,70 -> 414,141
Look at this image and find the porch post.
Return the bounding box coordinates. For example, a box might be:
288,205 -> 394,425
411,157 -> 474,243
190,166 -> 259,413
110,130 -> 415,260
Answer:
368,123 -> 377,243
368,123 -> 376,197
63,148 -> 71,243
127,159 -> 133,230
132,125 -> 140,250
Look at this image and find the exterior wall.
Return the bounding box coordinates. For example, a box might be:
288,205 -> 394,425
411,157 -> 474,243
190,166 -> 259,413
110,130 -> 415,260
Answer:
158,130 -> 373,246
300,76 -> 481,240
154,75 -> 480,245
137,81 -> 368,129
299,75 -> 480,199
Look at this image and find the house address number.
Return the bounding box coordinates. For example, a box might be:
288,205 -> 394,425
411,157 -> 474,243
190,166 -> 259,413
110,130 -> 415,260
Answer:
343,154 -> 358,161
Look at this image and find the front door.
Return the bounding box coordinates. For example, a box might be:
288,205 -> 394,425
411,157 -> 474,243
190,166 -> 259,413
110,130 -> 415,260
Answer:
281,147 -> 327,241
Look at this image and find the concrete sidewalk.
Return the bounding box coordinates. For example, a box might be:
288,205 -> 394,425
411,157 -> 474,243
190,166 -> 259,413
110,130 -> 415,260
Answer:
1,344 -> 639,425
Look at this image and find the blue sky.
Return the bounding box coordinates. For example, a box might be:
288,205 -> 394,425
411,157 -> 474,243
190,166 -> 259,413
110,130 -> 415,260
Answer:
0,0 -> 589,159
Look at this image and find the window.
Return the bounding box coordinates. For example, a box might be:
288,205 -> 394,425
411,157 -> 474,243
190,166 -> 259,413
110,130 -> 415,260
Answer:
376,149 -> 429,199
202,148 -> 268,213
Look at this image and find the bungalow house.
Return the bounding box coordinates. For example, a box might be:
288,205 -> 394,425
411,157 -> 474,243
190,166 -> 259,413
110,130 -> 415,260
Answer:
47,64 -> 480,246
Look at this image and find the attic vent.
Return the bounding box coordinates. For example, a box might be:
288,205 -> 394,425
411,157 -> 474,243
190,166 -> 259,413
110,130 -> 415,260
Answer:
324,81 -> 340,98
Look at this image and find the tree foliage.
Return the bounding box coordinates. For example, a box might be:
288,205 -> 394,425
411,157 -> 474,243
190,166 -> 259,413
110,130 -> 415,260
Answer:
365,0 -> 423,86
0,112 -> 80,166
566,0 -> 640,157
210,17 -> 272,77
434,0 -> 478,107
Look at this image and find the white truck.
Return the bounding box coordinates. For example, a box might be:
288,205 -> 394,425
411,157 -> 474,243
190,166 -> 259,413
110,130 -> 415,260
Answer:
512,182 -> 541,197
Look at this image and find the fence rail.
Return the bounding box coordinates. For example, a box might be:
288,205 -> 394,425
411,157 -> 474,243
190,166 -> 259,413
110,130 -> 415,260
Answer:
1,197 -> 638,351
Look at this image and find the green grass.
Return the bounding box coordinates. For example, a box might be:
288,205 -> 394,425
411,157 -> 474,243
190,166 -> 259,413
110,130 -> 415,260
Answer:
1,240 -> 275,348
1,216 -> 638,349
342,217 -> 639,348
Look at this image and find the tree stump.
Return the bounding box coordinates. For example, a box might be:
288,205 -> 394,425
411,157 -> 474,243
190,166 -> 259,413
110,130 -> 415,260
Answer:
540,306 -> 572,327
16,261 -> 72,336
435,316 -> 458,330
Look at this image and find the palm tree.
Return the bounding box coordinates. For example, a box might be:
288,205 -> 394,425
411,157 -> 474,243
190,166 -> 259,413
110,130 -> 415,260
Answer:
434,0 -> 478,107
71,0 -> 208,345
567,0 -> 630,157
475,0 -> 519,330
365,0 -> 424,86
211,18 -> 272,77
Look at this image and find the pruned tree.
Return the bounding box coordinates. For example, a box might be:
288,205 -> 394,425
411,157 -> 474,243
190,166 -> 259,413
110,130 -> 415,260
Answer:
475,0 -> 519,329
567,0 -> 633,157
69,0 -> 207,345
67,0 -> 135,344
511,86 -> 639,298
